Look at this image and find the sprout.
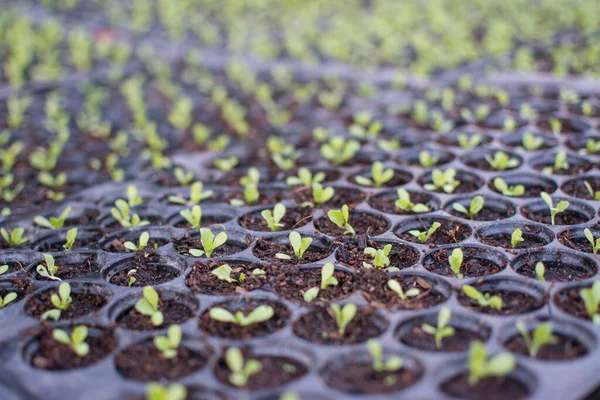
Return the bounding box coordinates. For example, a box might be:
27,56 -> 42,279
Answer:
461,285 -> 503,310
0,291 -> 17,308
230,183 -> 259,206
387,279 -> 420,301
209,305 -> 274,326
540,192 -> 569,225
418,150 -> 438,168
354,162 -> 394,187
310,183 -> 335,206
127,185 -> 144,207
135,286 -> 164,326
511,228 -> 524,248
395,189 -> 429,213
583,181 -> 600,200
0,227 -> 28,247
409,222 -> 441,243
239,168 -> 261,186
36,254 -> 61,281
189,228 -> 228,257
174,167 -> 194,186
127,269 -> 137,287
226,347 -> 262,387
146,382 -> 187,400
421,307 -> 455,349
276,231 -> 312,260
457,133 -> 482,149
329,303 -> 357,336
535,262 -> 545,281
303,263 -> 338,303
542,151 -> 569,174
367,339 -> 403,372
320,137 -> 360,166
485,151 -> 519,171
452,196 -> 484,220
580,281 -> 600,324
424,168 -> 460,193
154,324 -> 182,359
52,325 -> 90,357
261,203 -> 286,232
110,200 -> 150,227
467,341 -> 516,386
493,177 -> 524,197
448,248 -> 464,278
348,111 -> 382,139
41,282 -> 72,321
584,228 -> 600,254
503,116 -> 516,132
515,320 -> 558,358
63,228 -> 78,251
286,168 -> 325,187
213,156 -> 239,172
522,132 -> 544,151
583,138 -> 600,155
363,245 -> 397,271
124,231 -> 150,251
179,205 -> 202,229
327,205 -> 355,235
34,206 -> 71,229
169,181 -> 213,205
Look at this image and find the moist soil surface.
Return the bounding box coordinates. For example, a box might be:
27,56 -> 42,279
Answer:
447,202 -> 515,221
171,214 -> 232,229
516,260 -> 595,282
521,207 -> 590,225
36,235 -> 102,252
478,227 -> 549,249
174,234 -> 247,257
361,271 -> 447,309
396,218 -> 471,246
553,286 -> 597,321
186,260 -> 267,295
103,237 -> 168,253
239,207 -> 312,231
108,252 -> 180,286
558,229 -> 596,253
271,265 -> 357,303
35,258 -> 98,281
423,247 -> 504,278
253,238 -> 331,265
368,191 -> 435,214
116,299 -> 194,330
293,186 -> 366,208
399,319 -> 487,352
440,373 -> 530,400
315,212 -> 390,236
325,361 -> 420,394
504,331 -> 588,360
26,287 -> 109,320
458,288 -> 544,315
335,235 -> 418,270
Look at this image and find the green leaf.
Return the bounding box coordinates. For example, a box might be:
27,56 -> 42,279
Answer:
209,307 -> 238,323
303,287 -> 320,303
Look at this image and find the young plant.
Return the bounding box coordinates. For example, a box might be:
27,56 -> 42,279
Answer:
189,228 -> 228,257
421,307 -> 455,349
354,162 -> 394,187
320,137 -> 360,166
584,181 -> 600,200
542,151 -> 569,174
493,177 -> 524,197
213,156 -> 238,172
63,228 -> 78,251
34,206 -> 71,229
261,203 -> 286,232
124,231 -> 150,251
418,150 -> 438,168
41,282 -> 72,321
387,279 -> 420,301
452,196 -> 484,220
154,324 -> 182,359
168,181 -> 213,205
540,192 -> 569,226
306,182 -> 334,207
515,320 -> 558,358
110,199 -> 150,227
52,325 -> 90,357
580,281 -> 600,324
511,228 -> 524,248
209,305 -> 274,326
0,291 -> 17,308
424,168 -> 460,193
467,341 -> 516,386
225,347 -> 262,387
584,228 -> 600,254
457,133 -> 482,149
230,183 -> 259,206
145,383 -> 187,400
363,245 -> 397,271
535,262 -> 546,281
303,263 -> 338,303
0,227 -> 28,247
135,286 -> 164,326
329,303 -> 357,336
409,222 -> 441,243
461,285 -> 503,310
485,151 -> 519,171
522,132 -> 544,151
127,269 -> 137,287
36,254 -> 61,281
327,204 -> 355,235
179,205 -> 202,229
367,339 -> 403,372
448,248 -> 464,278
395,189 -> 429,213
276,231 -> 312,260
126,184 -> 144,207
286,167 -> 325,187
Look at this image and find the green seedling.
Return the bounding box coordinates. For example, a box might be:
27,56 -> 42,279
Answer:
211,263 -> 264,284
542,151 -> 569,174
230,183 -> 259,206
154,324 -> 182,359
189,228 -> 228,257
485,151 -> 519,171
452,196 -> 484,220
535,262 -> 545,281
52,325 -> 89,357
363,245 -> 397,271
174,167 -> 194,186
135,286 -> 164,326
110,199 -> 150,227
449,248 -> 464,278
303,263 -> 338,303
320,137 -> 360,166
209,305 -> 274,326
457,133 -> 482,149
327,205 -> 355,235
63,228 -> 78,251
0,264 -> 9,275
276,231 -> 313,260
354,162 -> 394,187
515,320 -> 558,358
511,228 -> 524,248
36,254 -> 61,281
584,138 -> 600,155
467,341 -> 516,386
213,156 -> 238,172
225,347 -> 262,387
503,116 -> 516,132
124,231 -> 150,251
126,184 -> 144,207
540,192 -> 569,226
286,168 -> 326,187
395,189 -> 429,213
522,132 -> 544,151
168,181 -> 213,205
0,291 -> 17,308
0,227 -> 28,247
329,303 -> 357,336
34,206 -> 71,229
387,279 -> 420,301
418,150 -> 438,168
127,269 -> 137,287
424,168 -> 460,193
461,285 -> 503,310
348,111 -> 382,139
261,203 -> 286,232
493,177 -> 524,197
179,205 -> 202,229
309,183 -> 335,207
239,167 -> 260,186
580,281 -> 600,324
146,383 -> 187,400
421,307 -> 455,349
409,222 -> 441,243
583,181 -> 600,200
584,228 -> 600,254
367,339 -> 403,372
41,282 -> 72,321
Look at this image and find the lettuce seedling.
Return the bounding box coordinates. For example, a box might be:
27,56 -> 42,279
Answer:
179,206 -> 202,229
522,132 -> 544,151
409,222 -> 441,243
511,228 -> 524,248
303,263 -> 338,303
421,307 -> 455,349
276,231 -> 312,260
226,347 -> 262,387
387,279 -> 420,301
535,262 -> 545,281
0,291 -> 17,308
211,264 -> 238,283
418,150 -> 438,168
146,382 -> 187,400
493,177 -> 524,197
213,156 -> 238,172
305,183 -> 334,207
424,168 -> 460,193
127,269 -> 137,287
461,285 -> 503,310
363,245 -> 398,271
189,228 -> 228,257
395,189 -> 430,213
367,339 -> 403,372
63,228 -> 78,251
169,181 -> 213,205
580,281 -> 600,324
286,168 -> 325,187
320,137 -> 360,166
348,111 -> 382,139
36,254 -> 61,281
354,162 -> 394,187
209,305 -> 274,326
452,196 -> 484,220
239,167 -> 260,186
34,206 -> 71,229
53,325 -> 89,357
261,203 -> 286,232
467,341 -> 516,386
230,183 -> 259,206
135,286 -> 164,326
330,303 -> 357,336
457,133 -> 482,149
174,167 -> 194,186
111,199 -> 150,227
327,205 -> 355,235
583,181 -> 600,200
0,264 -> 8,274
127,185 -> 144,207
0,227 -> 28,247
584,228 -> 600,254
540,192 -> 569,225
124,231 -> 150,251
542,151 -> 569,174
41,282 -> 72,321
515,320 -> 558,358
154,324 -> 182,359
448,248 -> 464,278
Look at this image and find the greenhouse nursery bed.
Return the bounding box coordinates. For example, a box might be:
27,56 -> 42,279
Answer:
2,1 -> 600,400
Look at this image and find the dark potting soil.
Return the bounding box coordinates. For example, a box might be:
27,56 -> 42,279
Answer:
226,191 -> 288,206
561,179 -> 599,200
271,265 -> 357,303
35,259 -> 98,281
368,190 -> 434,215
418,176 -> 481,194
324,361 -> 420,394
239,207 -> 312,231
109,252 -> 180,287
36,236 -> 101,252
458,288 -> 544,315
553,286 -> 597,321
396,218 -> 470,246
439,373 -> 530,400
253,238 -> 331,265
0,278 -> 33,307
447,202 -> 515,221
479,227 -> 549,249
292,186 -> 366,208
171,214 -> 232,229
186,260 -> 267,295
504,331 -> 588,360
521,207 -> 590,225
335,235 -> 418,271
558,229 -> 595,253
349,169 -> 411,187
314,211 -> 389,236
116,299 -> 194,330
399,320 -> 486,352
516,260 -> 595,282
361,271 -> 447,309
26,288 -> 109,320
423,247 -> 504,278
174,234 -> 247,257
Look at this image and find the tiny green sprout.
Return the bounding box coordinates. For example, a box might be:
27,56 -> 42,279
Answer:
211,264 -> 238,283
169,181 -> 213,205
581,101 -> 594,117
63,228 -> 78,251
213,156 -> 239,172
515,320 -> 558,358
421,307 -> 455,349
230,183 -> 260,206
395,189 -> 429,213
485,151 -> 519,171
418,150 -> 438,168
543,151 -> 569,174
458,133 -> 482,149
261,203 -> 286,232
540,192 -> 569,225
583,181 -> 600,200
580,281 -> 600,324
387,279 -> 420,301
174,167 -> 194,186
127,184 -> 144,207
550,118 -> 562,135
409,221 -> 441,243
179,205 -> 202,229
363,245 -> 397,271
448,248 -> 464,278
308,182 -> 335,207
0,264 -> 8,275
0,291 -> 17,308
110,199 -> 150,228
41,282 -> 72,321
320,137 -> 360,166
135,286 -> 164,326
503,116 -> 516,132
493,177 -> 524,197
146,382 -> 187,400
303,263 -> 338,303
424,168 -> 460,193
535,262 -> 546,281
276,231 -> 313,260
467,341 -> 516,386
0,227 -> 28,247
354,162 -> 394,187
522,132 -> 544,151
127,269 -> 137,287
124,231 -> 150,251
286,167 -> 325,187
452,196 -> 484,220
209,305 -> 274,326
511,228 -> 524,248
377,139 -> 401,152
190,228 -> 228,258
154,324 -> 182,359
584,139 -> 600,155
461,285 -> 503,310
34,206 -> 71,229
36,254 -> 61,281
584,228 -> 600,254
226,347 -> 262,387
239,167 -> 260,186
327,205 -> 355,235
367,339 -> 403,372
52,325 -> 89,357
330,303 -> 357,336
